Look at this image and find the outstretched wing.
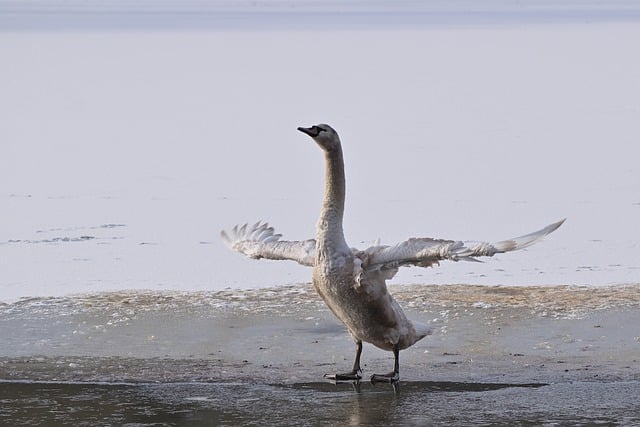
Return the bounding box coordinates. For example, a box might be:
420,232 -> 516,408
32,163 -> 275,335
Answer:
364,219 -> 565,271
220,221 -> 316,267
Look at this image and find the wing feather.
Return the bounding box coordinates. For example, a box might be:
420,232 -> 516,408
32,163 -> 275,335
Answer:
221,221 -> 316,267
365,219 -> 565,270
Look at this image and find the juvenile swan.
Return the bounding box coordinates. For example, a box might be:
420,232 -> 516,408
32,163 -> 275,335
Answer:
221,124 -> 564,383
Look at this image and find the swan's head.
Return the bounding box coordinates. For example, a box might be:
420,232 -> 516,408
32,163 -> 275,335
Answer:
297,124 -> 341,152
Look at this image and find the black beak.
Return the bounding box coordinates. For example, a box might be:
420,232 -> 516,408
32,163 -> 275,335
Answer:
297,126 -> 319,137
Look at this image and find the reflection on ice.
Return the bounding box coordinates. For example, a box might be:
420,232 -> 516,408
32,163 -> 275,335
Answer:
287,379 -> 547,393
0,379 -> 637,426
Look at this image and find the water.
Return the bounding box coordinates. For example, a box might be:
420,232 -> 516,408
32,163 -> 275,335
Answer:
2,22 -> 640,299
2,3 -> 640,302
2,380 -> 639,426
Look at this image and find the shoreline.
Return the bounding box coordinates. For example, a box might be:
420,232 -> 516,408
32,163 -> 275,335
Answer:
1,284 -> 638,385
1,284 -> 638,425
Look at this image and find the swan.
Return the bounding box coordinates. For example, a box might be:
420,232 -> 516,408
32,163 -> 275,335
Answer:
221,124 -> 564,383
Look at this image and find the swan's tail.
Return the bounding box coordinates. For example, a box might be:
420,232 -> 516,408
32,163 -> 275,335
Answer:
413,320 -> 433,342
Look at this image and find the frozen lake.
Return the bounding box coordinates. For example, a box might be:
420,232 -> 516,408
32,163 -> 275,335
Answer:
2,2 -> 640,425
2,284 -> 640,425
1,1 -> 639,302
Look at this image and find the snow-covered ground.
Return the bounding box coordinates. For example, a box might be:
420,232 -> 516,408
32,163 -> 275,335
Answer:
1,1 -> 639,302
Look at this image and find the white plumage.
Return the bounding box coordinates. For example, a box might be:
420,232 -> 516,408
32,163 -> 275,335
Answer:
221,124 -> 564,383
221,221 -> 315,266
221,219 -> 564,274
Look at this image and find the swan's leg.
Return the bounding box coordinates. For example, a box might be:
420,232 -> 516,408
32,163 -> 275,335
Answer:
370,344 -> 400,383
324,340 -> 362,381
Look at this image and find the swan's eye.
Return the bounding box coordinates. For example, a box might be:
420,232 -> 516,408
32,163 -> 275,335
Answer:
314,126 -> 327,134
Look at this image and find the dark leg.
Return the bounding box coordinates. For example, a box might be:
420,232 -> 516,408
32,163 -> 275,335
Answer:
370,344 -> 400,383
324,340 -> 363,381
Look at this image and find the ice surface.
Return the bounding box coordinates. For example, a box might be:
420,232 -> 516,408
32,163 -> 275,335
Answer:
1,2 -> 640,301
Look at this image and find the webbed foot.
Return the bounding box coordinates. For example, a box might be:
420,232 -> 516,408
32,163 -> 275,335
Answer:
324,370 -> 362,382
324,341 -> 363,382
370,372 -> 399,383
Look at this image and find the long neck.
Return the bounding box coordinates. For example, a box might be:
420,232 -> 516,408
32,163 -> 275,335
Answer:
316,146 -> 348,251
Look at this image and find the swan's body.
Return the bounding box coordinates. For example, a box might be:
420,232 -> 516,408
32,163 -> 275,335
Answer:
221,124 -> 564,382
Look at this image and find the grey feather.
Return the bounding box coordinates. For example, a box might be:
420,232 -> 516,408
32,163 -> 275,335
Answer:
365,219 -> 566,274
220,221 -> 316,267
